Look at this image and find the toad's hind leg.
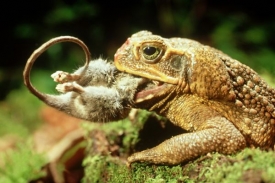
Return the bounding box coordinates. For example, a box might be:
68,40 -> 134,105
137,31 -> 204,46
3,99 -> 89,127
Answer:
128,117 -> 246,165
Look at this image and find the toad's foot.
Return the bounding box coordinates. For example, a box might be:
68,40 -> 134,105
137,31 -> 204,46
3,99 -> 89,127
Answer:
51,71 -> 80,83
56,82 -> 84,93
127,117 -> 246,165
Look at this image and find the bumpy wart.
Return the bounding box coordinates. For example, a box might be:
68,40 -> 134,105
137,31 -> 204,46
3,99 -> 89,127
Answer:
114,31 -> 275,165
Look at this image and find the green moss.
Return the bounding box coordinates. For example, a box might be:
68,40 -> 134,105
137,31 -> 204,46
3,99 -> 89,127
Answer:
0,72 -> 59,182
83,156 -> 189,183
83,115 -> 275,183
194,148 -> 275,183
82,110 -> 191,183
0,142 -> 47,183
82,109 -> 152,156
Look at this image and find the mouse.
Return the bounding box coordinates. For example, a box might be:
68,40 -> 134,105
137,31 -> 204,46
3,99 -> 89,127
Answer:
23,36 -> 145,122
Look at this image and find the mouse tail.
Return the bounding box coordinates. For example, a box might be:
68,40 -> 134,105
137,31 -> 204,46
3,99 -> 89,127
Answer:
23,36 -> 92,101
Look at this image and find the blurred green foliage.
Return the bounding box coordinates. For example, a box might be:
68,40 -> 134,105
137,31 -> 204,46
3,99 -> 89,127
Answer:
211,15 -> 275,74
1,0 -> 275,99
1,0 -> 273,134
0,143 -> 46,183
0,70 -> 55,137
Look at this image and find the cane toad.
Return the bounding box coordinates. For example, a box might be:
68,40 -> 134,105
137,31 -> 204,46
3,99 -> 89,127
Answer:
114,31 -> 275,165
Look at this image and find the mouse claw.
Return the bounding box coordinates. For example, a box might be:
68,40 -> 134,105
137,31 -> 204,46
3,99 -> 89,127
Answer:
51,71 -> 81,83
51,71 -> 70,83
56,82 -> 85,93
56,83 -> 72,93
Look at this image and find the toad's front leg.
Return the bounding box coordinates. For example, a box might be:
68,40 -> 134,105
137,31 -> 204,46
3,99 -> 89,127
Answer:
128,117 -> 246,165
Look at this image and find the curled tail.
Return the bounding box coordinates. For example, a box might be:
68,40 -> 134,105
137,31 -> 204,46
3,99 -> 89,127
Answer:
23,36 -> 91,101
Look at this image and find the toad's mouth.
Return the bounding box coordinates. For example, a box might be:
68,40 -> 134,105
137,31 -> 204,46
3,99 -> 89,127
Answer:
135,80 -> 166,103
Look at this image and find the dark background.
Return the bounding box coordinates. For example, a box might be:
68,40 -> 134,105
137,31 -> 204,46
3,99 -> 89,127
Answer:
1,0 -> 275,100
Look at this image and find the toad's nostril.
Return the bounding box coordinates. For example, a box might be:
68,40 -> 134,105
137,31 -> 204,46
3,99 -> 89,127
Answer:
115,38 -> 131,60
114,52 -> 119,60
122,38 -> 130,48
125,38 -> 130,45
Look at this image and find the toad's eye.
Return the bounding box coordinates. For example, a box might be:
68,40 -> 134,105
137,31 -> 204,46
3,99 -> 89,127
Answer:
142,46 -> 161,61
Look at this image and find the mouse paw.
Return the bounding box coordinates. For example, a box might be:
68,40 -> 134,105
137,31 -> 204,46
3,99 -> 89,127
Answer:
51,71 -> 80,83
56,82 -> 84,93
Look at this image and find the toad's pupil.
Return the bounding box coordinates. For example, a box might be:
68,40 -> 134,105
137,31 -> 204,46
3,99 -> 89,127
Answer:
143,46 -> 157,56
